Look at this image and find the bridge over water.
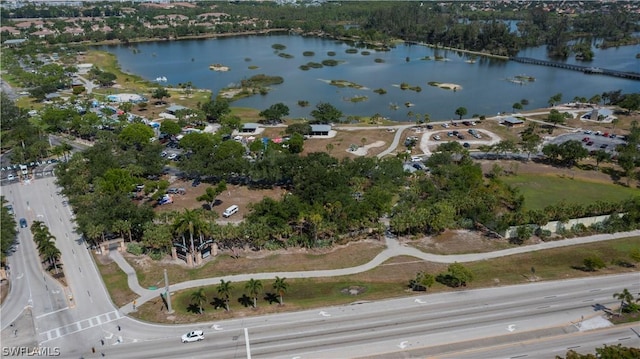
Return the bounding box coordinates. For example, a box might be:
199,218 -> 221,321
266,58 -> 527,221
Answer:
510,57 -> 640,81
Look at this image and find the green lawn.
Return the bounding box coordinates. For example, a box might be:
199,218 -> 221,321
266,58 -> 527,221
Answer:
501,174 -> 640,210
130,237 -> 640,324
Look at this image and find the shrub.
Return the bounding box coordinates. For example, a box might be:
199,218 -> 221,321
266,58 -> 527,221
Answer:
127,243 -> 144,256
147,250 -> 165,261
583,255 -> 606,271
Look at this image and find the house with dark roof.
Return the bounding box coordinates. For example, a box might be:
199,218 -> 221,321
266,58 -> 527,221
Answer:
502,117 -> 525,128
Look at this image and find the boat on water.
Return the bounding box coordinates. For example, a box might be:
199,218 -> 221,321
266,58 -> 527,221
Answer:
155,76 -> 167,82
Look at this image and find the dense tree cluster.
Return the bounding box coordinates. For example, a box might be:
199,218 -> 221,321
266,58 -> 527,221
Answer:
2,2 -> 638,59
0,198 -> 18,265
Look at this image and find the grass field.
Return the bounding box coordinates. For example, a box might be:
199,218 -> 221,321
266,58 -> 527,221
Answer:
500,174 -> 640,210
129,237 -> 640,324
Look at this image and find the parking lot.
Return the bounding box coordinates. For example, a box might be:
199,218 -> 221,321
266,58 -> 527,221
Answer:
547,131 -> 626,155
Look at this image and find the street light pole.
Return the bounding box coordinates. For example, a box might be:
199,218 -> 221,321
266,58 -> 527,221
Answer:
164,269 -> 174,314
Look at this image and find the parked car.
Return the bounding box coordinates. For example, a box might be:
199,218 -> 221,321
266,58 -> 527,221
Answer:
586,141 -> 594,146
433,135 -> 441,141
181,330 -> 204,343
600,144 -> 608,149
584,130 -> 593,135
441,123 -> 450,128
20,218 -> 27,228
426,125 -> 433,129
463,142 -> 470,148
6,205 -> 14,216
167,153 -> 178,160
192,178 -> 201,187
457,134 -> 465,140
582,137 -> 590,142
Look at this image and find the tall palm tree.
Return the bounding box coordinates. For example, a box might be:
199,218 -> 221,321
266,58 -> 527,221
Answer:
272,276 -> 289,305
173,209 -> 206,266
245,278 -> 263,308
41,242 -> 61,274
613,289 -> 636,315
190,287 -> 207,314
217,279 -> 233,311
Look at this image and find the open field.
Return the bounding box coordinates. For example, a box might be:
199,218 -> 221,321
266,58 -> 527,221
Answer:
129,239 -> 386,289
127,236 -> 640,324
500,173 -> 639,210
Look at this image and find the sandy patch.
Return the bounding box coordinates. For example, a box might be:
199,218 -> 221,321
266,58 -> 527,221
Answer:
434,83 -> 462,91
347,140 -> 386,156
418,129 -> 501,155
219,88 -> 242,99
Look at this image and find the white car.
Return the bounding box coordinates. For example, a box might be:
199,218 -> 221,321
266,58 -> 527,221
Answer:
167,153 -> 178,160
433,135 -> 441,141
181,330 -> 204,343
441,123 -> 450,128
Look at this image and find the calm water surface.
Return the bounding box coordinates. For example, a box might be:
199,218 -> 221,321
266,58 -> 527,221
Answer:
101,34 -> 639,121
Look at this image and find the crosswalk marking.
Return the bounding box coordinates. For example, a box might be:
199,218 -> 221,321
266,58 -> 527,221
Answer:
39,310 -> 121,343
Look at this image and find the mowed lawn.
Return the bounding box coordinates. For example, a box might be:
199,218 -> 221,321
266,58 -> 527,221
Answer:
501,174 -> 640,210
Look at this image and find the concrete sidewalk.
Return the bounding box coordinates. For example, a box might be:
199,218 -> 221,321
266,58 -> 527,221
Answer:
111,229 -> 640,312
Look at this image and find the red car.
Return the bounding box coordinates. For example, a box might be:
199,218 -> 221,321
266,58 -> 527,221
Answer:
582,137 -> 590,142
586,141 -> 594,146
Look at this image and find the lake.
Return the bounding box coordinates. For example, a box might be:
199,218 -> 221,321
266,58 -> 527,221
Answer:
100,34 -> 639,122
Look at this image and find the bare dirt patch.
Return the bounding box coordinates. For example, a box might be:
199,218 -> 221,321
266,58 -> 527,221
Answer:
154,180 -> 284,220
303,128 -> 397,159
406,229 -> 514,255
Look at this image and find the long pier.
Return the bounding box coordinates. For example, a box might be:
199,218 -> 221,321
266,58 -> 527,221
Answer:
510,57 -> 640,81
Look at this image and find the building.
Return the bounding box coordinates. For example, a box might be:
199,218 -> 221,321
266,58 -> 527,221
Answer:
502,117 -> 525,128
310,124 -> 331,136
241,123 -> 260,133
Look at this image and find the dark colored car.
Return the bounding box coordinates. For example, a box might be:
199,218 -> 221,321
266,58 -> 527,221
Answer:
192,178 -> 201,187
20,218 -> 27,228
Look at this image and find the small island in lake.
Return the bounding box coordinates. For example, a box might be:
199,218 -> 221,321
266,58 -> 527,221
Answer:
209,64 -> 230,72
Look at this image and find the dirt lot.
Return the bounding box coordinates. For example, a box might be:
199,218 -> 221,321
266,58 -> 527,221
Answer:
154,179 -> 284,220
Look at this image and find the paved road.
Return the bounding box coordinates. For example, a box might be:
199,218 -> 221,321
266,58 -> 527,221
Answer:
70,274 -> 640,359
2,171 -> 639,359
1,178 -> 124,358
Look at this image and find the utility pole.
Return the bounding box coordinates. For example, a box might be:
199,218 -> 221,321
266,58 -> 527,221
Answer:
164,269 -> 174,314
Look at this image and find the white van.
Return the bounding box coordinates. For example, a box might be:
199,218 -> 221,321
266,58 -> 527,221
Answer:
222,205 -> 239,218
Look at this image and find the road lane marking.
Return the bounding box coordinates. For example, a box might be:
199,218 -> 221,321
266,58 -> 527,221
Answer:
398,341 -> 408,349
36,307 -> 69,319
39,310 -> 122,343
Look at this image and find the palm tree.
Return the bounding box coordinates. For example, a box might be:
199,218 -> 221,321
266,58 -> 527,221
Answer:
173,209 -> 206,266
41,242 -> 61,274
85,223 -> 105,246
272,276 -> 289,305
112,219 -> 128,241
245,278 -> 263,308
613,289 -> 636,315
217,279 -> 233,311
190,287 -> 207,314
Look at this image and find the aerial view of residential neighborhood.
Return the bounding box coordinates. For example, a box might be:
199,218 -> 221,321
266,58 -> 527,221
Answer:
1,0 -> 639,358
